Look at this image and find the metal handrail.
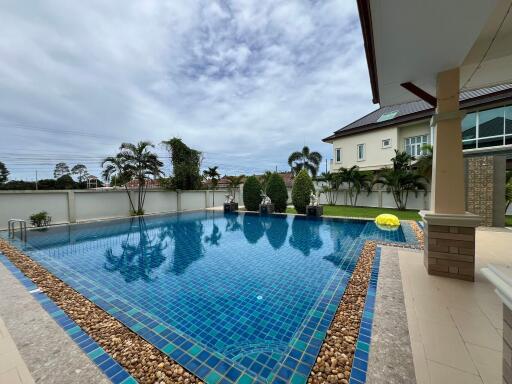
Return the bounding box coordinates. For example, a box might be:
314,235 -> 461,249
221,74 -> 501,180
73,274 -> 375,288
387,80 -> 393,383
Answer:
8,219 -> 27,242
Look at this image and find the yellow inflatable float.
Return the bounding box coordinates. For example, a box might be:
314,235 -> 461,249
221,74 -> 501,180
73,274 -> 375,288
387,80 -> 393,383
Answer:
375,213 -> 400,230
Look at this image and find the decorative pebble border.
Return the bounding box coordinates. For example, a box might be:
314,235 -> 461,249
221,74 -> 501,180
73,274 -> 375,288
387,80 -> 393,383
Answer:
308,241 -> 377,384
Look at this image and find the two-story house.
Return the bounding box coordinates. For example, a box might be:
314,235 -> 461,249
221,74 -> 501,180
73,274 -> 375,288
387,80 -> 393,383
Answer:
323,84 -> 512,171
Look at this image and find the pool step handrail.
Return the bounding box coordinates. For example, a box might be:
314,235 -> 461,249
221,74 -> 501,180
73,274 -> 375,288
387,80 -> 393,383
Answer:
8,219 -> 27,242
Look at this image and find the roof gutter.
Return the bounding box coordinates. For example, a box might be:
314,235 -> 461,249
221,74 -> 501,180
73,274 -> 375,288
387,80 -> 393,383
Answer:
357,0 -> 380,104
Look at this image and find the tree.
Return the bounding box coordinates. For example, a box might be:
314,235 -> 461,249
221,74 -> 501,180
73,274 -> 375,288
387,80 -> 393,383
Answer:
243,175 -> 262,211
203,166 -> 221,205
338,166 -> 372,206
266,173 -> 288,212
102,154 -> 137,212
162,138 -> 201,190
291,169 -> 314,214
226,175 -> 244,201
288,146 -> 322,177
55,174 -> 75,189
0,161 -> 9,184
102,141 -> 163,215
71,164 -> 88,183
53,162 -> 70,179
319,171 -> 341,205
373,150 -> 427,210
415,144 -> 433,182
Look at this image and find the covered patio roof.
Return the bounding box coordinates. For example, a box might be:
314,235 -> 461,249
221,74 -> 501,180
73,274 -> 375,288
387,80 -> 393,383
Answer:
358,0 -> 512,106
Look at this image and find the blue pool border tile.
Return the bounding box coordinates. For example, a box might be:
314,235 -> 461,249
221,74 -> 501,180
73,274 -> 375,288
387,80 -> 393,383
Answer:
0,253 -> 137,384
348,246 -> 382,384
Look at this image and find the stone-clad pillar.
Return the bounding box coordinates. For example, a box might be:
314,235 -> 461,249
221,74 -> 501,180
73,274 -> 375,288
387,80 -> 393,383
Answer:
420,68 -> 480,281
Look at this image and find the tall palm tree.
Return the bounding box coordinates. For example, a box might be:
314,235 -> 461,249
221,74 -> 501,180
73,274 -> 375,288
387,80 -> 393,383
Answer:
102,141 -> 163,215
338,166 -> 371,206
203,166 -> 221,205
372,151 -> 427,210
288,146 -> 322,177
102,154 -> 136,212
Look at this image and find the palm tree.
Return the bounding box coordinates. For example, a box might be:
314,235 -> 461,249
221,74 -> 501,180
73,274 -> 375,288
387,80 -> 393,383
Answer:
102,141 -> 163,215
102,154 -> 136,212
319,171 -> 341,205
203,166 -> 221,205
372,150 -> 427,210
226,175 -> 245,201
338,166 -> 371,206
288,146 -> 322,177
415,144 -> 433,181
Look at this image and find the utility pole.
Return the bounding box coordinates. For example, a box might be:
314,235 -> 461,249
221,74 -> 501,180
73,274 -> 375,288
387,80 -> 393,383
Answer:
35,170 -> 38,190
325,158 -> 328,173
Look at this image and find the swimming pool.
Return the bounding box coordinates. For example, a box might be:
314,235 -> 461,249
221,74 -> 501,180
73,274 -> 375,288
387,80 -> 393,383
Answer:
6,211 -> 407,383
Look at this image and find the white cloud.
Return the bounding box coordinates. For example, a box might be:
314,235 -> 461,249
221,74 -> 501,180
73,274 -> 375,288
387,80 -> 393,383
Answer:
0,0 -> 374,179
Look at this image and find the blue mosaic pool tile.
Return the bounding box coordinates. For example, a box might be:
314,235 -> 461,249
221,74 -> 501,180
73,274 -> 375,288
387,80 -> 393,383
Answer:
0,253 -> 137,384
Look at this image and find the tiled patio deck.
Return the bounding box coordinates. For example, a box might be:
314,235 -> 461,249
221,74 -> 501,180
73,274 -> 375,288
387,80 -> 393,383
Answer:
398,227 -> 511,384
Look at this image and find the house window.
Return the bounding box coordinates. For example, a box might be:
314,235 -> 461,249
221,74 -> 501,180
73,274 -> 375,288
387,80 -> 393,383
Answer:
461,104 -> 512,149
404,135 -> 430,157
377,110 -> 399,122
335,148 -> 342,163
382,138 -> 391,148
357,144 -> 365,161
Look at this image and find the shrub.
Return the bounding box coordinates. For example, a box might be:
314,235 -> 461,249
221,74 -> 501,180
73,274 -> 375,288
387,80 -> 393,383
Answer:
292,169 -> 314,214
243,176 -> 262,211
266,173 -> 288,212
30,211 -> 50,227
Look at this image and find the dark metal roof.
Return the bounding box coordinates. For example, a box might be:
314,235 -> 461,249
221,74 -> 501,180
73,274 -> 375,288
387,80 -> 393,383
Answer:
323,83 -> 512,142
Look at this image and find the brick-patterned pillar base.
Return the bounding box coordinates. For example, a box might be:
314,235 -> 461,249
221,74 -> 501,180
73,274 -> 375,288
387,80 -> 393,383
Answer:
420,211 -> 481,281
504,305 -> 512,384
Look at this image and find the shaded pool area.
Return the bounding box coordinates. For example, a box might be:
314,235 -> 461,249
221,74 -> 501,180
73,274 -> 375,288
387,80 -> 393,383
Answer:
2,211 -> 408,383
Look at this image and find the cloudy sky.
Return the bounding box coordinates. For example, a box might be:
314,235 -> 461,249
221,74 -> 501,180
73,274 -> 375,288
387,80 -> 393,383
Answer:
0,0 -> 374,180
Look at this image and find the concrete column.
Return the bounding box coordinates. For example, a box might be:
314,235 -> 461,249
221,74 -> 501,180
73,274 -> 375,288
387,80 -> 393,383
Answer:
431,68 -> 465,214
67,191 -> 76,223
176,190 -> 181,212
421,67 -> 481,281
378,189 -> 383,208
205,190 -> 209,208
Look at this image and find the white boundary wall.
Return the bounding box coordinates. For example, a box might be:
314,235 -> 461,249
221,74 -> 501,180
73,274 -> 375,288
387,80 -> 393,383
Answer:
0,184 -> 434,230
0,189 -> 234,230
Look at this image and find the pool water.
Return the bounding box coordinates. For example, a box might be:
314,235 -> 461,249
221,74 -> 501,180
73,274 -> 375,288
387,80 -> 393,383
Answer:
7,211 -> 406,383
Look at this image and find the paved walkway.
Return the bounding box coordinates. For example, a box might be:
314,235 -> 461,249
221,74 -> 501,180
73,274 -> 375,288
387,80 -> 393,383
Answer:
0,316 -> 34,384
0,261 -> 109,384
399,227 -> 511,384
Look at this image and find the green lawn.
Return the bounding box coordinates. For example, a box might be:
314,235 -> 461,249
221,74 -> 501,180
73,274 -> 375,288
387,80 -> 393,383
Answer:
507,215 -> 512,226
286,205 -> 422,220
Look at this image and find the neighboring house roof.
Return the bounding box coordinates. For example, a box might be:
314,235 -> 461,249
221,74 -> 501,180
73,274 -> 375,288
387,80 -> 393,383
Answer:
205,172 -> 295,189
125,179 -> 160,189
323,83 -> 512,142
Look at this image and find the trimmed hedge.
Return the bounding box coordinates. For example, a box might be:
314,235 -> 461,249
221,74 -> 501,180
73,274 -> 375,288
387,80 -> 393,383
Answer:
266,173 -> 288,212
243,175 -> 262,211
291,169 -> 314,214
